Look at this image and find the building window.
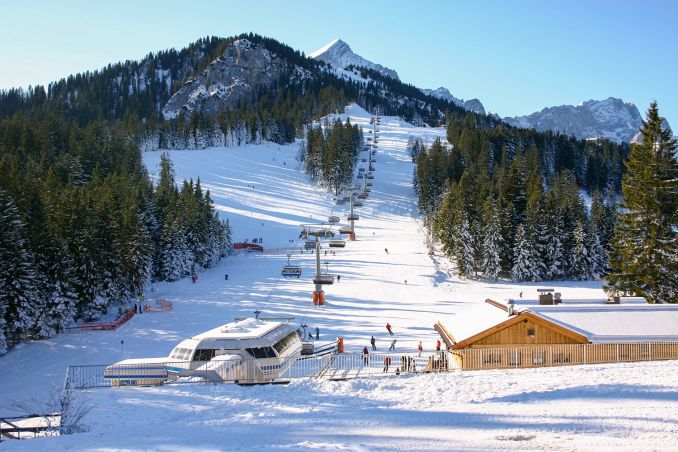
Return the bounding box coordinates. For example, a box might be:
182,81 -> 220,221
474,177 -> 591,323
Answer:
533,351 -> 545,365
527,328 -> 535,338
482,353 -> 502,365
553,353 -> 571,363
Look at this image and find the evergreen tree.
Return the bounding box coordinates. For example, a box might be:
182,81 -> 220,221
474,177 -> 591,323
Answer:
571,221 -> 592,280
512,224 -> 540,281
481,201 -> 503,280
608,102 -> 678,302
0,190 -> 39,346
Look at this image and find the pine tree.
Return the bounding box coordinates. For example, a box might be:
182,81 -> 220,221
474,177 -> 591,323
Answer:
455,213 -> 475,278
0,190 -> 39,345
608,102 -> 678,302
512,224 -> 540,281
571,221 -> 592,280
482,204 -> 503,280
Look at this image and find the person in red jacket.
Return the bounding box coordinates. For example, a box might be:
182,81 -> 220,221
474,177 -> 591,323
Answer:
386,323 -> 394,336
362,346 -> 369,365
418,341 -> 423,357
436,339 -> 441,352
383,356 -> 391,373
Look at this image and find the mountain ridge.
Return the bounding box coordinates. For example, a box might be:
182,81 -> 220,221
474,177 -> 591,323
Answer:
503,97 -> 672,143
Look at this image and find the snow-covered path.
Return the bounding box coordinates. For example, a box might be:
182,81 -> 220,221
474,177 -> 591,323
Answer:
2,104 -> 672,451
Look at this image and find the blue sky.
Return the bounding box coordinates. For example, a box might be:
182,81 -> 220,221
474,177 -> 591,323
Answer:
1,0 -> 676,125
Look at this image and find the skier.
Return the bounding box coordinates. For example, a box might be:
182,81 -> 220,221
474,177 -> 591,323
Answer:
315,327 -> 320,340
386,323 -> 394,336
404,280 -> 407,285
436,339 -> 441,352
191,274 -> 197,284
389,339 -> 396,351
418,341 -> 423,357
385,248 -> 389,254
308,332 -> 313,340
370,335 -> 377,351
520,291 -> 523,298
362,346 -> 369,365
383,356 -> 391,373
337,275 -> 341,282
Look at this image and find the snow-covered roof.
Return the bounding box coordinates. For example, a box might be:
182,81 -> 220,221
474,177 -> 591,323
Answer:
529,305 -> 678,343
192,318 -> 285,340
443,303 -> 512,343
449,299 -> 678,345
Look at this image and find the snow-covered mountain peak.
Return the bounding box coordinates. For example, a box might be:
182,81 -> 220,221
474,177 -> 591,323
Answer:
503,97 -> 671,143
309,38 -> 400,80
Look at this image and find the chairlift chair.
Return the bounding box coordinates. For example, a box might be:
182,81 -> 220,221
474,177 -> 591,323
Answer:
366,181 -> 373,186
339,225 -> 353,234
353,199 -> 364,207
304,240 -> 317,250
367,174 -> 375,180
329,239 -> 346,248
357,192 -> 368,199
313,273 -> 335,285
281,254 -> 302,278
347,213 -> 359,221
328,215 -> 340,224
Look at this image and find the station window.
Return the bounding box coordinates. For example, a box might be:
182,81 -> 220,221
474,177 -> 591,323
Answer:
193,349 -> 216,361
527,328 -> 535,338
246,347 -> 276,359
274,332 -> 299,355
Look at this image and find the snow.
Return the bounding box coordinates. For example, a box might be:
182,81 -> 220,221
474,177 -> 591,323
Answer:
528,304 -> 678,343
1,104 -> 676,450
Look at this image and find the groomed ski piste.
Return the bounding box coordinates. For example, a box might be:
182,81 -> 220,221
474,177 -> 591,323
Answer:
1,104 -> 677,450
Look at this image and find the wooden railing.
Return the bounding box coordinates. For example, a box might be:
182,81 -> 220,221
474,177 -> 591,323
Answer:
453,342 -> 678,370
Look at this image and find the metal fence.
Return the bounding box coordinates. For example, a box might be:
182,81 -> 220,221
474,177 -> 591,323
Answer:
453,342 -> 678,370
65,351 -> 453,389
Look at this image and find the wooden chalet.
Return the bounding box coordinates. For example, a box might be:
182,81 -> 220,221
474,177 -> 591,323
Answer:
436,298 -> 678,370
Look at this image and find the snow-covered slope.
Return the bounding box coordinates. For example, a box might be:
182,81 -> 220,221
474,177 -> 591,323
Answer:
503,97 -> 673,143
2,104 -> 673,451
310,38 -> 400,80
421,86 -> 486,115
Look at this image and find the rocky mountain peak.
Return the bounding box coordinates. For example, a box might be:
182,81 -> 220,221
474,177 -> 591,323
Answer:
420,87 -> 486,115
309,38 -> 400,80
502,97 -> 672,143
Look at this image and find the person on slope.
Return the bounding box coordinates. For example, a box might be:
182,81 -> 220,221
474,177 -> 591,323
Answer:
418,341 -> 423,357
389,339 -> 396,351
383,356 -> 391,373
362,346 -> 369,365
315,327 -> 320,340
386,323 -> 394,336
436,339 -> 441,352
370,335 -> 377,351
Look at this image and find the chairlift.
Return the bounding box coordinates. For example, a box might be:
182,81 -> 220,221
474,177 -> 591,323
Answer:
361,158 -> 367,162
367,174 -> 374,180
313,273 -> 335,285
347,213 -> 359,221
281,254 -> 302,278
304,240 -> 317,250
359,167 -> 365,172
339,225 -> 353,234
369,166 -> 375,172
357,173 -> 364,179
357,192 -> 368,199
353,199 -> 364,207
328,215 -> 340,224
366,181 -> 373,187
329,239 -> 346,248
